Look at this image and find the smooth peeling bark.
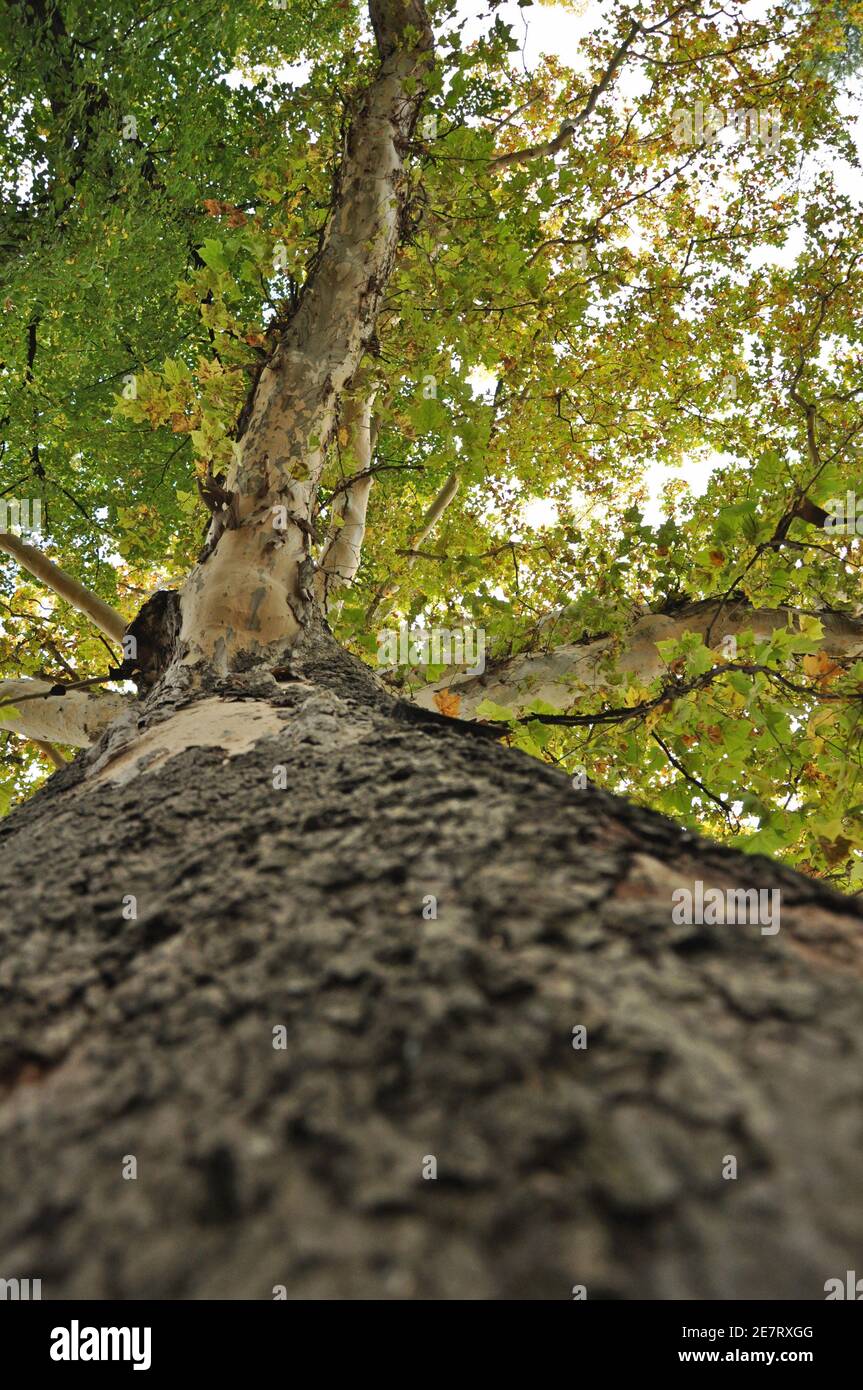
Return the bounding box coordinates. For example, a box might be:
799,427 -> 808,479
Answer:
0,678 -> 129,747
317,393 -> 377,613
410,601 -> 863,716
0,629 -> 862,1297
176,4 -> 434,670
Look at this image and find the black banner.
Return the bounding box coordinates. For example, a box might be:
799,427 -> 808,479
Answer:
0,1298 -> 859,1374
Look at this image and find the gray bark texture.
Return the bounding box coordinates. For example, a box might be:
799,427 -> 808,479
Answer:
1,626 -> 862,1300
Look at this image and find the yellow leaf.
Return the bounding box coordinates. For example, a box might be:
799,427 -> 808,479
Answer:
803,650 -> 842,686
433,689 -> 461,718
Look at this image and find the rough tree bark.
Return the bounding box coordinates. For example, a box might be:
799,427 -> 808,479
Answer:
1,622 -> 863,1299
1,0 -> 862,1302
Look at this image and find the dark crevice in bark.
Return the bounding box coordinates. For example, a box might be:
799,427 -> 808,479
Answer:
115,589 -> 183,689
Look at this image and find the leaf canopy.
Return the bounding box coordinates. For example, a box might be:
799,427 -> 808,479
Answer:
3,0 -> 863,886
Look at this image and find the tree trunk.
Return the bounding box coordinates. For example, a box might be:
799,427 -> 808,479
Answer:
1,623 -> 861,1300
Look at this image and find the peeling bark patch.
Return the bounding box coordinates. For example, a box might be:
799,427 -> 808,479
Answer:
247,587 -> 268,632
85,698 -> 286,787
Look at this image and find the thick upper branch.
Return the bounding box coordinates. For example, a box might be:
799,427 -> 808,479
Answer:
176,0 -> 435,667
0,678 -> 129,747
234,0 -> 434,504
0,532 -> 126,643
410,602 -> 863,717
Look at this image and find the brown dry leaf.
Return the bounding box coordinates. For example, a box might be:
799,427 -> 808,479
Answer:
706,724 -> 723,744
818,835 -> 853,867
433,689 -> 461,718
203,198 -> 245,223
803,650 -> 843,686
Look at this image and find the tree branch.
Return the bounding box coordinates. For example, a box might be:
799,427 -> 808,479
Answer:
489,18 -> 642,170
0,532 -> 127,643
365,471 -> 459,624
316,392 -> 378,612
409,600 -> 863,717
0,678 -> 129,747
30,737 -> 68,768
651,731 -> 740,829
516,660 -> 856,729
